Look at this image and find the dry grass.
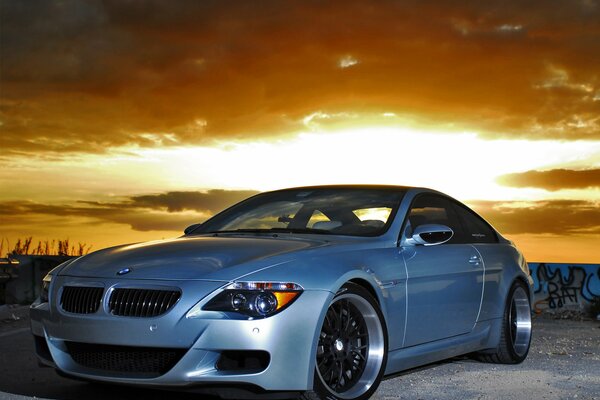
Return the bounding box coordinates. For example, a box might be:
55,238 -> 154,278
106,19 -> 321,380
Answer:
1,237 -> 92,257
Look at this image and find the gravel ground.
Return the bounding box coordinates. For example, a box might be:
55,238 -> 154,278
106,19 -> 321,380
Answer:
0,305 -> 30,334
1,306 -> 599,400
374,316 -> 600,400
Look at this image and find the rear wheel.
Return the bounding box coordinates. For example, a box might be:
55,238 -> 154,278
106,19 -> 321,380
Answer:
301,283 -> 387,400
478,281 -> 532,364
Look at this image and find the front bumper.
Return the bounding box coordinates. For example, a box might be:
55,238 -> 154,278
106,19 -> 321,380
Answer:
30,276 -> 332,391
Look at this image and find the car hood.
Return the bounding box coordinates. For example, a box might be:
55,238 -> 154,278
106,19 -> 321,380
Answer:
59,235 -> 328,281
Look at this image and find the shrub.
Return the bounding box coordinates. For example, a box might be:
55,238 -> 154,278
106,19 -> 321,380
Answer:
587,297 -> 600,318
2,237 -> 92,257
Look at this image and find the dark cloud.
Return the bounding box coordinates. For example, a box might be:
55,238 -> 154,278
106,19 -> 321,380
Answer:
497,168 -> 600,191
0,200 -> 194,232
0,189 -> 258,232
468,199 -> 600,235
1,189 -> 597,236
1,0 -> 599,155
129,189 -> 259,213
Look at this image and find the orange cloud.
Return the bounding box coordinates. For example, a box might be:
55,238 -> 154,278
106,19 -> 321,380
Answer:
497,168 -> 600,191
469,199 -> 600,235
2,1 -> 599,156
0,190 -> 258,232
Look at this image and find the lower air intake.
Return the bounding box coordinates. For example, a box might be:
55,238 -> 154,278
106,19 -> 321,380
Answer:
65,341 -> 186,377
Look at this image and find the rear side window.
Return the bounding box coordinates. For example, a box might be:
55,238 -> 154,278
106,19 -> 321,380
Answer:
452,204 -> 498,244
307,210 -> 330,228
407,194 -> 466,244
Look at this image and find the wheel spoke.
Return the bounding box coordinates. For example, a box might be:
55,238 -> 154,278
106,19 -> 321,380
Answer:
329,305 -> 341,333
336,361 -> 344,389
322,361 -> 335,384
324,313 -> 333,333
351,357 -> 365,374
344,302 -> 352,331
338,301 -> 345,332
351,350 -> 366,361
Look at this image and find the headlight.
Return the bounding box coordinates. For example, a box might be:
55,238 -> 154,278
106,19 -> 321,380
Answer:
40,273 -> 52,303
38,261 -> 72,303
188,281 -> 303,319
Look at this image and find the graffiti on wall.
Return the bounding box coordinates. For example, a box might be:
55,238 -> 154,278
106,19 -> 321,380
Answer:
529,263 -> 600,313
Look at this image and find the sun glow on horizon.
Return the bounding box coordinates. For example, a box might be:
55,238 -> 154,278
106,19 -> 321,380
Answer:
128,126 -> 600,202
2,126 -> 599,205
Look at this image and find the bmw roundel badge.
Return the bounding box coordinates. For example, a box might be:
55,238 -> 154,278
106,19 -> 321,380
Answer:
117,267 -> 132,276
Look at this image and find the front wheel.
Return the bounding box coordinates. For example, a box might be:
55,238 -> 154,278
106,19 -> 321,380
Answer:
302,283 -> 387,400
478,281 -> 532,364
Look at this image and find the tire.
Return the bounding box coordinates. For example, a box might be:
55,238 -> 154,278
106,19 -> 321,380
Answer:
478,280 -> 532,364
301,283 -> 388,400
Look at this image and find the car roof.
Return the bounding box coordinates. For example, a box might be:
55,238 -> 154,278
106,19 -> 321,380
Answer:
265,184 -> 420,192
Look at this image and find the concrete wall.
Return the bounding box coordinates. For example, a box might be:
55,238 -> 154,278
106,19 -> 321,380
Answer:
2,257 -> 600,312
1,255 -> 74,304
529,263 -> 600,314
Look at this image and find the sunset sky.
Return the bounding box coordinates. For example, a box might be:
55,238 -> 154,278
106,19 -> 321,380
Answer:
1,1 -> 599,262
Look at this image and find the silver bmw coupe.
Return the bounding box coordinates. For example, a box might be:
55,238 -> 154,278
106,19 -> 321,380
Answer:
31,185 -> 533,400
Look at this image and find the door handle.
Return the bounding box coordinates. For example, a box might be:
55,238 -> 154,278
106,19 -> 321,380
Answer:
468,255 -> 481,265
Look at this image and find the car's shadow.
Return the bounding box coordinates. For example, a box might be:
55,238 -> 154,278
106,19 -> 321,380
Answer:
1,329 -> 482,400
0,332 -> 219,400
382,354 -> 480,381
0,368 -> 220,400
6,380 -> 218,400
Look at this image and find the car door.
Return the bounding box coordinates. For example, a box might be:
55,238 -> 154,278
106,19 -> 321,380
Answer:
401,194 -> 484,347
451,202 -> 499,321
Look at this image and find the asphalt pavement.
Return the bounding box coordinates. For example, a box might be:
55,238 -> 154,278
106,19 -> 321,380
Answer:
0,306 -> 598,400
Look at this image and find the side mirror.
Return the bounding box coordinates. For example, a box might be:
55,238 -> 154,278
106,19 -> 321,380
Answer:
184,223 -> 203,235
405,224 -> 453,246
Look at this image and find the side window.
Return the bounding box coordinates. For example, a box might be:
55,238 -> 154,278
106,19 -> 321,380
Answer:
407,195 -> 466,244
452,204 -> 498,244
307,210 -> 331,228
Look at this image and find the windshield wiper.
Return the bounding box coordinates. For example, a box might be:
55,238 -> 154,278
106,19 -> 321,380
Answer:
206,228 -> 332,235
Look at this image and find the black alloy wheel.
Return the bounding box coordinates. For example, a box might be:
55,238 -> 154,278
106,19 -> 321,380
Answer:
303,283 -> 387,400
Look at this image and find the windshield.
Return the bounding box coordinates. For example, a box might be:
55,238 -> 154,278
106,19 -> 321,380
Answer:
190,187 -> 405,237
